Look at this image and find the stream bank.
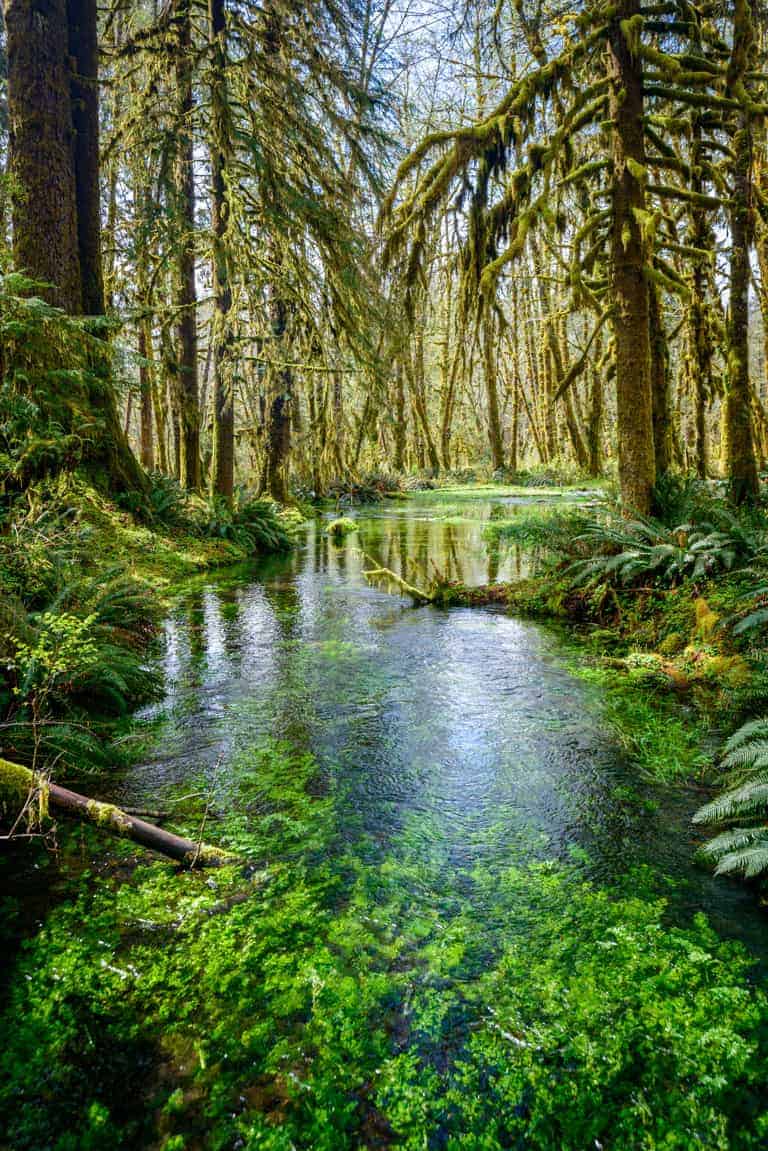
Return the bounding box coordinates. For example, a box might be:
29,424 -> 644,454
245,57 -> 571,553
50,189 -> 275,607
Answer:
2,489 -> 768,1150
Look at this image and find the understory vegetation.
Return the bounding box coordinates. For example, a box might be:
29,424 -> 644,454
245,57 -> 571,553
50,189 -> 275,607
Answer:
469,479 -> 768,874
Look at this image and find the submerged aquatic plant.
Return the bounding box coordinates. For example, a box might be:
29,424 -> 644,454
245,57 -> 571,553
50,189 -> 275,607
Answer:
2,743 -> 768,1150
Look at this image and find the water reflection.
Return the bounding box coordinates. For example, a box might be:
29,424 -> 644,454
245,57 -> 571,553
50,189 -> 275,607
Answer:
123,496 -> 766,955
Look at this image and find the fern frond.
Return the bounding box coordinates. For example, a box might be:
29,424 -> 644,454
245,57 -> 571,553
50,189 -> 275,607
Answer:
693,776 -> 768,823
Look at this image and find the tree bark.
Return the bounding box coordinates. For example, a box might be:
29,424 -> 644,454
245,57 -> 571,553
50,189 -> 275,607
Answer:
482,313 -> 505,471
66,0 -> 104,315
174,0 -> 201,490
607,0 -> 656,514
724,0 -> 760,503
5,0 -> 81,311
264,289 -> 293,502
209,0 -> 235,500
649,282 -> 672,476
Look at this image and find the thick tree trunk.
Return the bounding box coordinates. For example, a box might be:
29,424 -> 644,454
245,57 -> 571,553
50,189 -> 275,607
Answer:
607,0 -> 656,514
5,0 -> 81,311
6,0 -> 146,494
209,0 -> 235,500
174,0 -> 201,490
66,0 -> 104,315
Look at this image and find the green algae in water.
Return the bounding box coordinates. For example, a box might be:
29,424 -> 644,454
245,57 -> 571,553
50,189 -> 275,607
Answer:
4,495 -> 768,1149
3,741 -> 768,1149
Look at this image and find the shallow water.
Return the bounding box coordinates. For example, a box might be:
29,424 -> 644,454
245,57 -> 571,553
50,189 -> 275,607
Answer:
5,492 -> 768,1149
120,496 -> 765,952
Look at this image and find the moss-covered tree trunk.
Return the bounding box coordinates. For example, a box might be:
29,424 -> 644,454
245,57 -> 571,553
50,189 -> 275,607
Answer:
482,313 -> 505,472
5,0 -> 147,494
607,0 -> 655,514
174,0 -> 201,491
394,361 -> 407,473
687,110 -> 714,479
725,116 -> 760,503
724,0 -> 760,503
209,0 -> 235,501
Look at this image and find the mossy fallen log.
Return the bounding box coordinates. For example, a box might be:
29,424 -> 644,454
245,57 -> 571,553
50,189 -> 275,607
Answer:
0,758 -> 232,867
362,565 -> 434,604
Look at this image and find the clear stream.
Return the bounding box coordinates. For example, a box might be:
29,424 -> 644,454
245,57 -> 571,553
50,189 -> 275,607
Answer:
122,494 -> 763,944
4,491 -> 768,1149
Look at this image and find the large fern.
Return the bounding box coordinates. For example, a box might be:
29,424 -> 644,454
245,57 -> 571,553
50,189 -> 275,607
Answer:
568,512 -> 766,589
694,718 -> 768,878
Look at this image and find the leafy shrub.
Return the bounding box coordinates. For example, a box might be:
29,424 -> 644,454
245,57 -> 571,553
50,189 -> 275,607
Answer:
143,471 -> 189,527
568,510 -> 766,589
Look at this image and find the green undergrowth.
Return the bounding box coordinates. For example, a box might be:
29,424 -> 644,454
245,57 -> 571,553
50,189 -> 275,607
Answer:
0,475 -> 296,774
2,740 -> 768,1150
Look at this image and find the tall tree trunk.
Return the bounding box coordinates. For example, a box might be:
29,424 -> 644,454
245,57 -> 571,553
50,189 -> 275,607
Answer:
66,0 -> 104,314
724,0 -> 760,503
688,111 -> 713,479
138,319 -> 155,470
408,325 -> 441,473
5,0 -> 81,311
482,314 -> 505,471
264,289 -> 292,502
649,282 -> 671,476
209,0 -> 235,500
393,361 -> 407,473
607,0 -> 656,513
725,115 -> 760,502
332,371 -> 345,477
6,0 -> 146,493
174,0 -> 201,490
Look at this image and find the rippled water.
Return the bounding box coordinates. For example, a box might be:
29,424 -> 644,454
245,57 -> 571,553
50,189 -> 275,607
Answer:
118,494 -> 766,955
5,492 -> 768,1150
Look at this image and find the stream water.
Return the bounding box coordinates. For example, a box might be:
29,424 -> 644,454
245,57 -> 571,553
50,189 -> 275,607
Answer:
121,494 -> 763,942
4,491 -> 768,1149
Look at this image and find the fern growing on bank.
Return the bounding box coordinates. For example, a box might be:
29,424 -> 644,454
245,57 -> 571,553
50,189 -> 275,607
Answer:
568,513 -> 766,589
695,719 -> 768,878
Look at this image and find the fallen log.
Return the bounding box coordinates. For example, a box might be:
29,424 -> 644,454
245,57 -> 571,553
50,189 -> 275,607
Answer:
0,758 -> 233,868
362,555 -> 434,604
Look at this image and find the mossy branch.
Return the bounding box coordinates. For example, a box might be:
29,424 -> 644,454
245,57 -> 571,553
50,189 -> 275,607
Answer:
0,759 -> 234,867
